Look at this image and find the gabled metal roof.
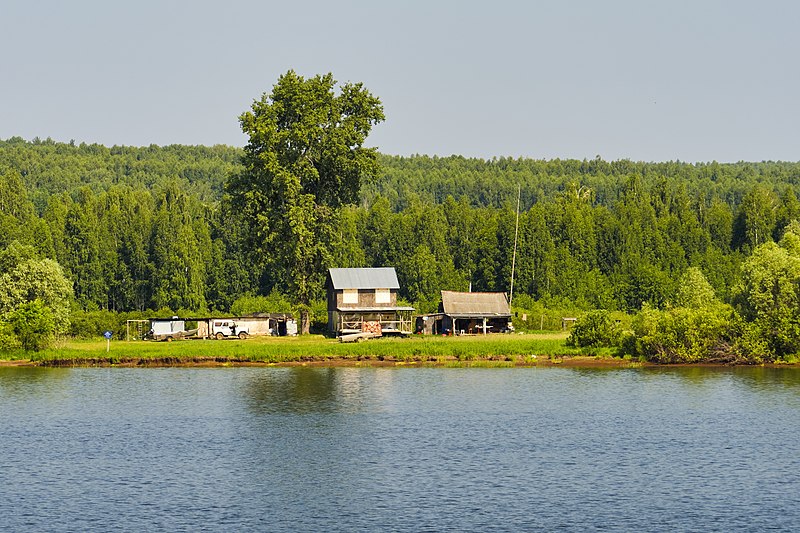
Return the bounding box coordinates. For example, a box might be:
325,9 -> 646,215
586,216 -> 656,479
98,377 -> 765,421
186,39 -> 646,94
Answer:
440,290 -> 511,317
328,267 -> 400,290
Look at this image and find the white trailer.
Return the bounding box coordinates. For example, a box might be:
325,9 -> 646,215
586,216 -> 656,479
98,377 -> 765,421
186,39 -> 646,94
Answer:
148,318 -> 187,341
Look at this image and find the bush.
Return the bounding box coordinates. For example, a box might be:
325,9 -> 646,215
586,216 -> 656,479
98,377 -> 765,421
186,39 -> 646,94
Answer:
309,299 -> 328,333
566,310 -> 622,348
69,309 -> 120,339
0,321 -> 20,351
8,299 -> 55,351
628,303 -> 741,363
69,310 -> 153,340
231,290 -> 294,316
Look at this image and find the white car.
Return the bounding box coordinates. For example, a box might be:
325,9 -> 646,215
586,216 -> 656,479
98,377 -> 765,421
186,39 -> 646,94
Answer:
211,320 -> 249,340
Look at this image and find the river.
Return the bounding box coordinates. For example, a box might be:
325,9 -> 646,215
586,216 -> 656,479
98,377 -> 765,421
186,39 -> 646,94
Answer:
1,366 -> 799,531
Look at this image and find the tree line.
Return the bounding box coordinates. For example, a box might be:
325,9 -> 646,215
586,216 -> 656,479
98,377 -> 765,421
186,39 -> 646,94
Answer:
3,139 -> 798,310
2,104 -> 800,359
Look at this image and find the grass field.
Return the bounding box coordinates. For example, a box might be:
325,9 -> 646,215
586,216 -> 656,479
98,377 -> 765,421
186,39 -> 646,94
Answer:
1,332 -> 622,366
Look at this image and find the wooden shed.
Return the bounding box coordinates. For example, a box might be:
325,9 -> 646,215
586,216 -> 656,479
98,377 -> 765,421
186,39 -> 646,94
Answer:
326,267 -> 414,336
436,290 -> 513,335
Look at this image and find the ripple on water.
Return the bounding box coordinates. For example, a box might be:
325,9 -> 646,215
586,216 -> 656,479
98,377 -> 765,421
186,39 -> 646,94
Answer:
0,366 -> 799,532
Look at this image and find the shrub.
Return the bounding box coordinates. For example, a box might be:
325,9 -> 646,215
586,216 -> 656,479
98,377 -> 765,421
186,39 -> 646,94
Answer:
69,309 -> 120,339
0,321 -> 19,351
231,290 -> 294,316
8,299 -> 56,351
566,310 -> 622,348
628,303 -> 740,363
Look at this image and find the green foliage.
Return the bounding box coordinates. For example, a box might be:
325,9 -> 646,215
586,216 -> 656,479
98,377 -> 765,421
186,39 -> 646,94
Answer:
628,304 -> 738,363
733,186 -> 778,252
68,309 -> 142,339
228,71 -> 384,334
566,310 -> 622,348
734,240 -> 800,359
230,290 -> 294,316
309,299 -> 329,333
0,241 -> 72,350
0,320 -> 19,351
9,136 -> 800,360
0,251 -> 72,335
148,182 -> 210,312
8,299 -> 56,351
0,171 -> 37,249
674,267 -> 718,309
0,241 -> 38,273
511,294 -> 586,332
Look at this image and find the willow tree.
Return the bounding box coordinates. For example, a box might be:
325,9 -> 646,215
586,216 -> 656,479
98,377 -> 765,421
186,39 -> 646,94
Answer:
228,71 -> 384,333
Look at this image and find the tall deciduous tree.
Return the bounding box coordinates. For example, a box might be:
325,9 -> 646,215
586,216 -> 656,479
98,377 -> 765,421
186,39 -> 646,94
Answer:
674,267 -> 718,309
0,242 -> 72,342
736,237 -> 800,358
228,71 -> 384,333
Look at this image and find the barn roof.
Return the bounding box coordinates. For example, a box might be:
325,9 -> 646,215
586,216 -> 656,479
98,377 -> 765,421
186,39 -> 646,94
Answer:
328,267 -> 400,290
440,291 -> 511,317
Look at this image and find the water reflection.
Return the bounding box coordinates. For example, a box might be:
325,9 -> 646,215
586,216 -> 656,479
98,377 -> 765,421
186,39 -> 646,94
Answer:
0,367 -> 69,390
639,365 -> 800,393
0,367 -> 72,410
245,367 -> 339,413
730,366 -> 800,389
242,367 -> 397,414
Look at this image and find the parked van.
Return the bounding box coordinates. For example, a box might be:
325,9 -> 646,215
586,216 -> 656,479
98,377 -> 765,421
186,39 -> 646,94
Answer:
210,320 -> 249,340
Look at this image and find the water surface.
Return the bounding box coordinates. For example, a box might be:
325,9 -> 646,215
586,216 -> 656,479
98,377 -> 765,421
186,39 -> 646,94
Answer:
1,366 -> 798,531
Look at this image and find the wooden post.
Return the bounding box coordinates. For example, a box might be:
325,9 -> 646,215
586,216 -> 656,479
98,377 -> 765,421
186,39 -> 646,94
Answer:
483,317 -> 487,335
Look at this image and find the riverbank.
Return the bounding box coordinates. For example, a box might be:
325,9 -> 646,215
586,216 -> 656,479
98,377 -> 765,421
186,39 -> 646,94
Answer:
1,333 -> 796,368
0,333 -> 628,367
2,354 -> 646,368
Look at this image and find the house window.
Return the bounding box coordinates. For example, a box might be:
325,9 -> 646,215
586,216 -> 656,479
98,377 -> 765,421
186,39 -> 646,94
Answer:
375,288 -> 390,304
343,289 -> 358,304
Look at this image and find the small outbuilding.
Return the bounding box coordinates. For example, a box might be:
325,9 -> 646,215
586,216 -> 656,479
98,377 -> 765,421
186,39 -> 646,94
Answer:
241,313 -> 298,336
432,290 -> 513,335
327,267 -> 414,336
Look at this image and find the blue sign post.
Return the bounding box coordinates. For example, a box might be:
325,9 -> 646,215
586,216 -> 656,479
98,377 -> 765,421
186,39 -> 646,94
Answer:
104,331 -> 112,352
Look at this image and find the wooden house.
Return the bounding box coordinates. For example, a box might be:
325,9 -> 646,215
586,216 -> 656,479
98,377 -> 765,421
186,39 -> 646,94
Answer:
423,290 -> 512,335
326,267 -> 414,336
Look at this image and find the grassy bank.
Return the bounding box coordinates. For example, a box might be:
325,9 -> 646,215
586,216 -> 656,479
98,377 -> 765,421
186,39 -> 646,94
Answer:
0,333 -> 625,366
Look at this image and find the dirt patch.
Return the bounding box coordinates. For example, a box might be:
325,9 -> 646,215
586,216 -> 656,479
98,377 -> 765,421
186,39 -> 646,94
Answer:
0,359 -> 36,367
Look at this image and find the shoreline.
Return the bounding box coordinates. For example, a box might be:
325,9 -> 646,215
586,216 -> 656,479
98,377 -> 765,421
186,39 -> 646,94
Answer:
2,334 -> 798,369
1,355 -> 797,369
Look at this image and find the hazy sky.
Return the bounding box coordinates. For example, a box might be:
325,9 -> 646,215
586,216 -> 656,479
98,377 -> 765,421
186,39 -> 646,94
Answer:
2,0 -> 798,162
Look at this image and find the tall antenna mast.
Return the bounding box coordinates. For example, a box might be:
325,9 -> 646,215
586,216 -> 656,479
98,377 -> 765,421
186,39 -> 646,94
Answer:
509,184 -> 521,305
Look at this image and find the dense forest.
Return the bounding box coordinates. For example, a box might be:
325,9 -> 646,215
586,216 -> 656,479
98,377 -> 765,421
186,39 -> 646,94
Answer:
2,136 -> 800,361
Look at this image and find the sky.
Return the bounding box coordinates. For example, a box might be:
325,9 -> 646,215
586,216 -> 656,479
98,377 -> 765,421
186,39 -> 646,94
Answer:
2,0 -> 798,163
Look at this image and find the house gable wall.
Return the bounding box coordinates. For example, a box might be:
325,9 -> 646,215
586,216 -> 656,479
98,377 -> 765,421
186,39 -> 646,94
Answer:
333,288 -> 398,309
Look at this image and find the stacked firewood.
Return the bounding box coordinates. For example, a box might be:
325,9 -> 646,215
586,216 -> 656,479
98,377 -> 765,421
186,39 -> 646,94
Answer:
361,321 -> 382,335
